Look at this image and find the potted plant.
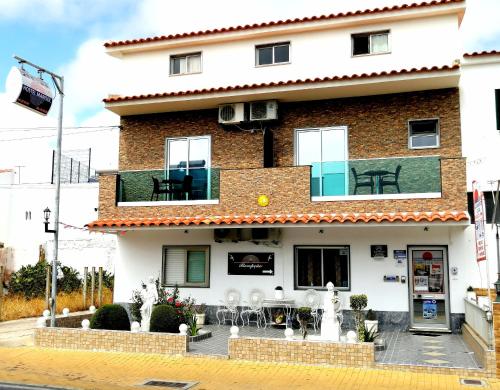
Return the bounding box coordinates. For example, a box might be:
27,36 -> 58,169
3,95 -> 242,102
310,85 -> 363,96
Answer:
350,294 -> 368,341
193,303 -> 206,328
466,286 -> 476,302
296,307 -> 312,340
364,309 -> 378,333
274,286 -> 284,300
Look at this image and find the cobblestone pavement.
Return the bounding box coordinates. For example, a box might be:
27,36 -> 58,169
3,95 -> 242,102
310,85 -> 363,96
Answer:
0,346 -> 497,390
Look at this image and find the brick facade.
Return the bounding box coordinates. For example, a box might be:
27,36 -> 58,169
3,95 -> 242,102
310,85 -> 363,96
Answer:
97,88 -> 465,220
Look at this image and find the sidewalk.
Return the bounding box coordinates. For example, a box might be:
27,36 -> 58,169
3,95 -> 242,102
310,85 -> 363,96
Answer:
0,318 -> 35,347
0,346 -> 498,390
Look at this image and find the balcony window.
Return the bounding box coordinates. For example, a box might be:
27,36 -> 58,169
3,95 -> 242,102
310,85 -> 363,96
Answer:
162,246 -> 210,287
352,31 -> 389,56
170,52 -> 202,75
408,119 -> 439,149
295,246 -> 350,290
256,42 -> 290,66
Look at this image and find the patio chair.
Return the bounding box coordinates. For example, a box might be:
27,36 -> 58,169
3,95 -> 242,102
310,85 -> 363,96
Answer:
150,177 -> 169,201
166,174 -> 193,200
351,167 -> 374,195
304,289 -> 321,332
240,290 -> 265,328
380,165 -> 402,193
216,289 -> 241,326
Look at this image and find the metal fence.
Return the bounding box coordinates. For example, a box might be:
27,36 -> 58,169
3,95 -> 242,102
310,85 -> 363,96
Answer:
51,148 -> 97,184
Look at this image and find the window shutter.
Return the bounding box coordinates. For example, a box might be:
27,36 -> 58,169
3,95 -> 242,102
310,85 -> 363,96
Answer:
187,251 -> 206,283
164,248 -> 185,285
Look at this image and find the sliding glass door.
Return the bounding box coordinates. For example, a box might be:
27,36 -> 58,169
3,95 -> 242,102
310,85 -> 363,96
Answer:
165,136 -> 211,200
295,127 -> 348,197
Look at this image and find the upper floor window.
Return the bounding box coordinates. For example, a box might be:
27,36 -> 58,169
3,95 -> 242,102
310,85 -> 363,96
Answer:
352,31 -> 389,56
256,42 -> 290,66
170,52 -> 202,75
408,119 -> 439,149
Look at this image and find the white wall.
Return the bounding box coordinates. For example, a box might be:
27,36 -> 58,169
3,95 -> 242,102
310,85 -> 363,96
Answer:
114,224 -> 479,314
0,183 -> 116,273
113,14 -> 460,96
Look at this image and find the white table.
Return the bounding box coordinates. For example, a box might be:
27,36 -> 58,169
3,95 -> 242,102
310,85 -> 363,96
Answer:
262,298 -> 295,328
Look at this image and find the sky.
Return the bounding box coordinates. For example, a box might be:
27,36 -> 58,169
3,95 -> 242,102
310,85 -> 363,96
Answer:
0,0 -> 499,180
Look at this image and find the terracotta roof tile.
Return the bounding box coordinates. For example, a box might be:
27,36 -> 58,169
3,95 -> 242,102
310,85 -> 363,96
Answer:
103,64 -> 459,104
463,50 -> 500,58
86,211 -> 469,229
105,0 -> 464,49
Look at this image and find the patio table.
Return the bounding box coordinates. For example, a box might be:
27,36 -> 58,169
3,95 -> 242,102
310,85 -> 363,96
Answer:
362,169 -> 390,194
262,298 -> 295,328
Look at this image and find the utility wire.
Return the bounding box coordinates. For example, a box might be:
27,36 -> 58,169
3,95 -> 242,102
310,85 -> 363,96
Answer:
0,127 -> 118,142
0,125 -> 121,133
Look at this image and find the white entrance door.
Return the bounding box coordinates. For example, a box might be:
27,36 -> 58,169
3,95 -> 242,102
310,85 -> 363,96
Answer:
408,246 -> 450,331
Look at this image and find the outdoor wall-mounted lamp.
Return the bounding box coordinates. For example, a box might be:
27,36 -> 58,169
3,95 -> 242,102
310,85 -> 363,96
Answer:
43,207 -> 56,234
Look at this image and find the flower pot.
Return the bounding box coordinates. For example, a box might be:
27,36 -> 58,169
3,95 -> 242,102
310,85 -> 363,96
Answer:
195,313 -> 205,328
275,290 -> 284,300
364,320 -> 378,333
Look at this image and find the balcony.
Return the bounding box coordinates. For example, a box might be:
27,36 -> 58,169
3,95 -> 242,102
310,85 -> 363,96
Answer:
117,168 -> 220,205
311,156 -> 441,201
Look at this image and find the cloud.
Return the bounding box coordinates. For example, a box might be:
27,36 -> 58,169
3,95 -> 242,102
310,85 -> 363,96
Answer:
460,0 -> 500,51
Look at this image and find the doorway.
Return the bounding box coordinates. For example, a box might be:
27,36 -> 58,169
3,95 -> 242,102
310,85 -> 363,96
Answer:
408,246 -> 450,331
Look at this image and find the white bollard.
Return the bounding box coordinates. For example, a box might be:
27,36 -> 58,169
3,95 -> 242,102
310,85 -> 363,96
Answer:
36,317 -> 47,328
42,309 -> 50,318
131,321 -> 141,333
89,305 -> 96,314
81,319 -> 90,330
284,327 -> 294,341
230,326 -> 239,339
62,308 -> 70,317
346,330 -> 357,343
179,323 -> 188,335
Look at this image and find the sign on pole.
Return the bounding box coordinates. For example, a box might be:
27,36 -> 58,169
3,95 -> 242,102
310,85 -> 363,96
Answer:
5,66 -> 53,115
473,180 -> 487,262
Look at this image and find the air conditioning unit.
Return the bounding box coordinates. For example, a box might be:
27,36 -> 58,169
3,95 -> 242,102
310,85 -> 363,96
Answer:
214,228 -> 240,243
250,101 -> 278,121
218,103 -> 245,124
250,228 -> 280,243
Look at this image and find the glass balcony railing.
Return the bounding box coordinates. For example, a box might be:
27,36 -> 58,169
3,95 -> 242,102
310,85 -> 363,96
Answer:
311,156 -> 441,197
117,168 -> 220,203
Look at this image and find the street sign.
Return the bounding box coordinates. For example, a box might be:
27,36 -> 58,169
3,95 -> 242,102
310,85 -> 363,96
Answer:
5,66 -> 53,115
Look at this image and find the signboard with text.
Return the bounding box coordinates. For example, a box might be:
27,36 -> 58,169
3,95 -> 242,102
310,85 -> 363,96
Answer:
6,66 -> 53,115
473,180 -> 487,262
228,252 -> 274,276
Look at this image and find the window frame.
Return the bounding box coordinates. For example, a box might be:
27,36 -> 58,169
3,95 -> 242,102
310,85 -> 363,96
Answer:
169,52 -> 202,76
293,245 -> 351,291
408,118 -> 440,150
351,30 -> 390,57
161,245 -> 210,288
255,42 -> 291,67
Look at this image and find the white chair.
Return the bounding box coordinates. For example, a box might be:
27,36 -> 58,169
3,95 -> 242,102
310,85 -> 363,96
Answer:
240,290 -> 265,327
304,289 -> 321,331
216,289 -> 240,326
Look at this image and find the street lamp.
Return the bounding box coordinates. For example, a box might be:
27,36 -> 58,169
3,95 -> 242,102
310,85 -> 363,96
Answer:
43,207 -> 56,234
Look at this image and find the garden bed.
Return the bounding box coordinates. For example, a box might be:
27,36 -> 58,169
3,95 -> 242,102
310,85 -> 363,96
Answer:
189,329 -> 211,342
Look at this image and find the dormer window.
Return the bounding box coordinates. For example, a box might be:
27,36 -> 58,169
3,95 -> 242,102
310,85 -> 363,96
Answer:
352,31 -> 389,56
256,42 -> 290,66
170,52 -> 202,75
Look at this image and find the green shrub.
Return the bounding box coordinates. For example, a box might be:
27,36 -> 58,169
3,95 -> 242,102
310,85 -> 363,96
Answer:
57,266 -> 82,293
9,261 -> 48,298
150,304 -> 180,333
130,288 -> 144,322
90,304 -> 130,331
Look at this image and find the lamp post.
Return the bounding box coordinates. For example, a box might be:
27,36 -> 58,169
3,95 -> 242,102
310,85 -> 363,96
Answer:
12,55 -> 65,328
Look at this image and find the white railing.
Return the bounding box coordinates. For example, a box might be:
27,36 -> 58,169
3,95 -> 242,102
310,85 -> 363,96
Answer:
464,298 -> 494,349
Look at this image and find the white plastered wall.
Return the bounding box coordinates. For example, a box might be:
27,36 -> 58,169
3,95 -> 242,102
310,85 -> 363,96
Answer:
114,224 -> 478,314
113,14 -> 460,96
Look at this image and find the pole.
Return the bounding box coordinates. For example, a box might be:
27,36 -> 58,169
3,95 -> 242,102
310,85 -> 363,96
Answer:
91,267 -> 95,307
98,267 -> 103,307
83,267 -> 88,308
0,265 -> 4,321
13,56 -> 65,327
45,265 -> 51,310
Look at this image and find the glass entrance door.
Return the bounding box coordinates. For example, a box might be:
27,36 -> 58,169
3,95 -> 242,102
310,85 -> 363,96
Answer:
408,246 -> 450,331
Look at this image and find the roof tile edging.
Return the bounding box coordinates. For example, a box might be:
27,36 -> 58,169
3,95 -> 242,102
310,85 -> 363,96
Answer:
103,64 -> 460,104
104,0 -> 465,48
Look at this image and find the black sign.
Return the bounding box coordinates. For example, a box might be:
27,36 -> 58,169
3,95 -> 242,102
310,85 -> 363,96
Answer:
228,252 -> 274,275
371,245 -> 388,258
